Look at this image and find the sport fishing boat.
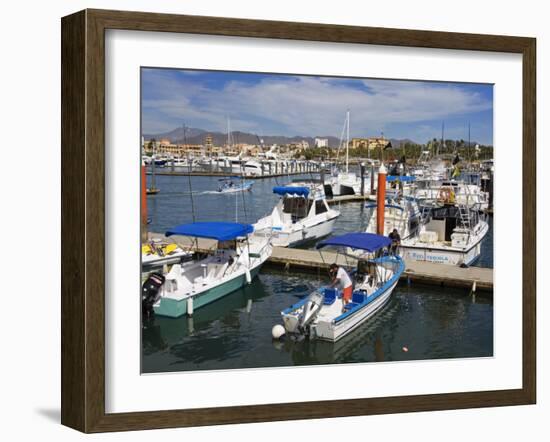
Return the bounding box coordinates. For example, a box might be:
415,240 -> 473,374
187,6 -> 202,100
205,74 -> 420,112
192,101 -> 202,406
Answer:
277,233 -> 404,342
363,195 -> 423,242
252,184 -> 340,247
149,222 -> 272,318
399,202 -> 489,266
414,179 -> 490,211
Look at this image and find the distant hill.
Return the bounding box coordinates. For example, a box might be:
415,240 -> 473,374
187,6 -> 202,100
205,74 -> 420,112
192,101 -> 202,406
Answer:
143,127 -> 417,149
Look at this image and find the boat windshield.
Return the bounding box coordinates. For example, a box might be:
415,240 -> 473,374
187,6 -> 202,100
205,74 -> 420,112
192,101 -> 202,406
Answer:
282,197 -> 311,219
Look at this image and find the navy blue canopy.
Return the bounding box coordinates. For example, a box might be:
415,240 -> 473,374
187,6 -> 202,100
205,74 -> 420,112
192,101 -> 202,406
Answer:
273,186 -> 309,197
316,232 -> 391,252
386,175 -> 416,182
166,222 -> 254,241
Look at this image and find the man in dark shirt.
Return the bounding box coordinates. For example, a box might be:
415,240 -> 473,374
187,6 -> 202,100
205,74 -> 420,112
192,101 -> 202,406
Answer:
388,229 -> 401,255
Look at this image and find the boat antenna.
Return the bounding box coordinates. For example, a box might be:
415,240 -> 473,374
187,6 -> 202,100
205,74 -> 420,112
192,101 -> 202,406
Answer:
184,123 -> 196,222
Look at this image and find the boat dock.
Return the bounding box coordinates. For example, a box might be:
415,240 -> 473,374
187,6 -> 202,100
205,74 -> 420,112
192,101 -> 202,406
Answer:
146,170 -> 318,179
326,194 -> 375,205
148,233 -> 493,293
266,247 -> 492,292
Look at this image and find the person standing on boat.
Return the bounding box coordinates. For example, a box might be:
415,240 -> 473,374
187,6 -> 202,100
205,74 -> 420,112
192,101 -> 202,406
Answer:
328,263 -> 353,306
389,228 -> 401,255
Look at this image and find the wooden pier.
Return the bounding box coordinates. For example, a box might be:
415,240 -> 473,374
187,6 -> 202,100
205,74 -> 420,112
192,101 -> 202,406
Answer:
148,233 -> 493,293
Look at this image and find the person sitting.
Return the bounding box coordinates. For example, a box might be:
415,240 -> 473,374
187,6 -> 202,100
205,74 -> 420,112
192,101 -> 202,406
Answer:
388,228 -> 401,255
328,263 -> 353,310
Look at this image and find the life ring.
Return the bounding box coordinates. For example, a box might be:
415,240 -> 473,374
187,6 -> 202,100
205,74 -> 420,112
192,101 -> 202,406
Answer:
437,187 -> 455,204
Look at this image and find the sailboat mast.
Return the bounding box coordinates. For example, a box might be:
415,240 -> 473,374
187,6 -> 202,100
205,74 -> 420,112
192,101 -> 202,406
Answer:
151,139 -> 156,190
440,122 -> 444,155
468,122 -> 471,163
346,110 -> 350,173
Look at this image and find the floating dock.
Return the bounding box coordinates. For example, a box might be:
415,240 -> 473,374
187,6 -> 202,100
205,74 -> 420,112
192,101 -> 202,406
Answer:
148,233 -> 492,293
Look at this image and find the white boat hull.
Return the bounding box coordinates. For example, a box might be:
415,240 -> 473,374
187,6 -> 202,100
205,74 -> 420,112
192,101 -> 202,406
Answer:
400,221 -> 489,266
314,281 -> 398,341
270,215 -> 337,247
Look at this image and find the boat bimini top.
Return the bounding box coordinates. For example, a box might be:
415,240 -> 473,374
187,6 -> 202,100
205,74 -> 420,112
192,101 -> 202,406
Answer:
316,232 -> 391,253
165,221 -> 254,241
272,186 -> 310,198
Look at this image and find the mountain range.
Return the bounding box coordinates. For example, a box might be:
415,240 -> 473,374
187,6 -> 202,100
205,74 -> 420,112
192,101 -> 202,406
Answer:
143,126 -> 417,148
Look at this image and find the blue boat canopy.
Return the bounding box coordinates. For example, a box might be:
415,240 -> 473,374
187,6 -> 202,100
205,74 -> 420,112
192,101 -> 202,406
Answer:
316,232 -> 391,252
387,175 -> 416,182
166,222 -> 254,241
273,186 -> 310,197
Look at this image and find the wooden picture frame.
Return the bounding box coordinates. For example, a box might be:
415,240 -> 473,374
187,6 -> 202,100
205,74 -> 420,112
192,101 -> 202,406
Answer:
61,8 -> 536,433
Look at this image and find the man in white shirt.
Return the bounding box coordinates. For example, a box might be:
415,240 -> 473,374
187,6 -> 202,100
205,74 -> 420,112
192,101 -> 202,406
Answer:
329,263 -> 353,306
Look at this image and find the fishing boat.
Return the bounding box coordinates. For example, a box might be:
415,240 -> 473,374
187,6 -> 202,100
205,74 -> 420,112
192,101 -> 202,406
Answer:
277,233 -> 404,342
149,222 -> 272,318
399,202 -> 489,266
212,178 -> 254,194
414,179 -> 490,211
363,195 -> 423,241
252,184 -> 340,247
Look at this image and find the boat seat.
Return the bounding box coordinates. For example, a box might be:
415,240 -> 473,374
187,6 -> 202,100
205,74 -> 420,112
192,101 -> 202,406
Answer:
344,302 -> 359,310
323,291 -> 337,305
352,292 -> 365,304
323,288 -> 338,299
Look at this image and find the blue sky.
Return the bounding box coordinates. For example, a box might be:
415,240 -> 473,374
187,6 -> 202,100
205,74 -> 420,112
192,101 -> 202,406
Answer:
141,68 -> 493,145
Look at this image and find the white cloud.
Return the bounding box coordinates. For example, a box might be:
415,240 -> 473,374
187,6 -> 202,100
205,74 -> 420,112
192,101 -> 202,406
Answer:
141,70 -> 492,142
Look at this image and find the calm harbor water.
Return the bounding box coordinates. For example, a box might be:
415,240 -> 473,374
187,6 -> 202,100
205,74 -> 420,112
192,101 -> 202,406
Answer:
142,271 -> 493,373
142,173 -> 494,373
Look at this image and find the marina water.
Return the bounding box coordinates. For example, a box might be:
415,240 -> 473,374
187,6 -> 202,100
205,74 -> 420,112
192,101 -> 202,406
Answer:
143,173 -> 493,373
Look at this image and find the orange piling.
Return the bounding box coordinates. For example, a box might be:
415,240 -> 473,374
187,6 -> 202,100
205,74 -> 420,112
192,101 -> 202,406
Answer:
141,164 -> 148,242
376,164 -> 387,235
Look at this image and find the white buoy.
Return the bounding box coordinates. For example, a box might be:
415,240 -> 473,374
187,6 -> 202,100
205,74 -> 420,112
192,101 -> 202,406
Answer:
245,268 -> 252,284
271,324 -> 286,339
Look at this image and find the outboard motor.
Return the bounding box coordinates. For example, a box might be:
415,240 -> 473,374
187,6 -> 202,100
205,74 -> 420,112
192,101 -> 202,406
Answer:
142,273 -> 165,318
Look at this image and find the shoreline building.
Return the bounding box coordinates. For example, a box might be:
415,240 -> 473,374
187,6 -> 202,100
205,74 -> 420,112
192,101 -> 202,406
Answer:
315,138 -> 329,148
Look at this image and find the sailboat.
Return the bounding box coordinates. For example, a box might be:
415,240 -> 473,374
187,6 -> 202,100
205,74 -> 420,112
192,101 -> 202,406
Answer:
326,110 -> 366,196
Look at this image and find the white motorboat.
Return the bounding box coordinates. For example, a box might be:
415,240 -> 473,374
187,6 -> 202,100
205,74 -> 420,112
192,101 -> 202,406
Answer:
253,184 -> 340,247
400,203 -> 489,266
148,222 -> 272,318
242,160 -> 265,176
414,179 -> 490,211
363,195 -> 423,242
205,178 -> 254,194
278,233 -> 404,342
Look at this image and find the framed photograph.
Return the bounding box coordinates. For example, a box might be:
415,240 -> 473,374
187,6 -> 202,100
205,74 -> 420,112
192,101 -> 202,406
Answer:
61,9 -> 536,433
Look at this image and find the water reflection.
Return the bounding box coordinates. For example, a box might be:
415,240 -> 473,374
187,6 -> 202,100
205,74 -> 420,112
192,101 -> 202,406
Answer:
142,271 -> 493,373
